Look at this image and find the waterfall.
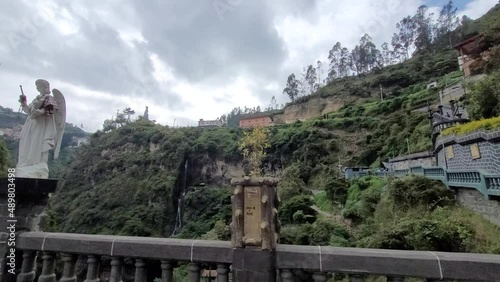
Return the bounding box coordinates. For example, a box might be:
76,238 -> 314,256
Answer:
171,159 -> 188,236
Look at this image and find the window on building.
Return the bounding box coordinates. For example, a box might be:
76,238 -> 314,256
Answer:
446,146 -> 454,159
470,143 -> 481,160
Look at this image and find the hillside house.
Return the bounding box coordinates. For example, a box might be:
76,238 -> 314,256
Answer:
454,35 -> 484,77
198,119 -> 223,128
239,112 -> 273,128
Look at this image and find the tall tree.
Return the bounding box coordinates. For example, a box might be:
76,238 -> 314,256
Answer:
351,46 -> 363,75
360,34 -> 381,71
437,0 -> 459,47
283,73 -> 300,102
115,110 -> 127,126
413,5 -> 434,52
226,107 -> 243,127
327,42 -> 342,81
123,107 -> 135,122
351,34 -> 381,74
339,48 -> 352,77
393,16 -> 415,60
269,96 -> 277,109
305,65 -> 318,95
298,67 -> 308,96
381,42 -> 393,66
316,60 -> 324,87
458,15 -> 473,40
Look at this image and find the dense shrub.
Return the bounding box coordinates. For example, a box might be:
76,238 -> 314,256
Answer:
279,195 -> 317,225
442,116 -> 500,136
465,70 -> 500,120
388,176 -> 455,212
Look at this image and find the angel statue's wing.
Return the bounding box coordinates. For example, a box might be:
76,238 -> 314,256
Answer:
52,88 -> 66,159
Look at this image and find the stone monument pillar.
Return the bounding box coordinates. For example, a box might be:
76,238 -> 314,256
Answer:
230,177 -> 280,282
0,177 -> 57,282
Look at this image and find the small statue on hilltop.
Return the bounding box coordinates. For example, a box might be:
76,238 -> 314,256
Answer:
15,79 -> 66,179
143,106 -> 149,121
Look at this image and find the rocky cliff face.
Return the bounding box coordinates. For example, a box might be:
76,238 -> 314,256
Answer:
195,158 -> 246,186
273,96 -> 348,124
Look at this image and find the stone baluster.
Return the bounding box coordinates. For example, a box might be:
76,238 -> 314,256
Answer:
38,252 -> 56,282
187,263 -> 200,282
109,257 -> 122,282
280,269 -> 294,282
216,264 -> 229,282
312,272 -> 327,282
84,255 -> 100,282
160,261 -> 173,282
16,251 -> 36,282
60,254 -> 78,282
134,259 -> 146,282
349,274 -> 365,282
387,277 -> 405,282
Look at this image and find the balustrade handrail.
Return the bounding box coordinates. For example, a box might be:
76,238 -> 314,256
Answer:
17,232 -> 232,264
276,244 -> 500,281
14,232 -> 500,281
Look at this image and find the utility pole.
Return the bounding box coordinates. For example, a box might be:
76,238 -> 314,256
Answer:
337,155 -> 342,175
379,84 -> 384,102
406,138 -> 411,155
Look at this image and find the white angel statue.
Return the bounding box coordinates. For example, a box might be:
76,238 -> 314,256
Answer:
15,79 -> 66,179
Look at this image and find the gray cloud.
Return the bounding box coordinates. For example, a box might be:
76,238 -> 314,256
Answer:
131,0 -> 287,85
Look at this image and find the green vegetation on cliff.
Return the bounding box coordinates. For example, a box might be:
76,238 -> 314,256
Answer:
47,120 -> 241,236
282,175 -> 500,254
0,137 -> 9,177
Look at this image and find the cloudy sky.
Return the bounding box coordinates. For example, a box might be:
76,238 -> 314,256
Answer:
0,0 -> 497,132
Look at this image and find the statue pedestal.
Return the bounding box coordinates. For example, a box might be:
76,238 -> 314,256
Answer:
230,177 -> 280,282
0,178 -> 57,282
0,177 -> 57,233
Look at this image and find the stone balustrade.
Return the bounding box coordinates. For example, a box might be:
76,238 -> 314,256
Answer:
3,232 -> 500,282
3,176 -> 500,282
10,232 -> 232,282
349,166 -> 500,199
276,244 -> 500,281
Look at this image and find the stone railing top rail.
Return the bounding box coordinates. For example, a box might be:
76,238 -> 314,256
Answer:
276,244 -> 500,281
17,232 -> 232,264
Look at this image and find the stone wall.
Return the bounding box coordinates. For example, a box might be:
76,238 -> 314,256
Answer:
455,188 -> 500,226
273,96 -> 348,124
387,151 -> 436,171
0,195 -> 49,233
435,129 -> 500,173
390,156 -> 435,171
